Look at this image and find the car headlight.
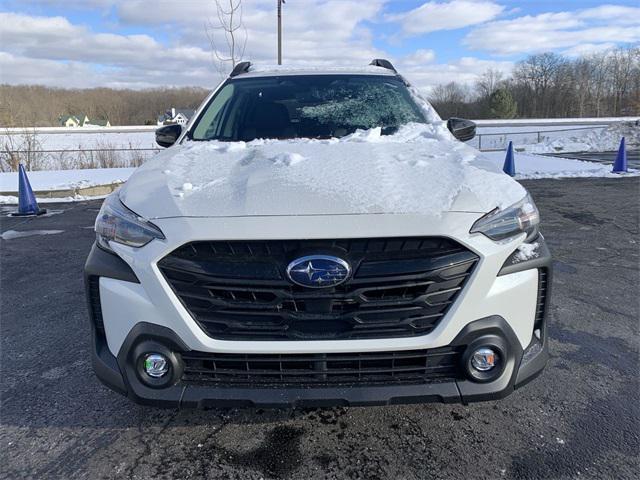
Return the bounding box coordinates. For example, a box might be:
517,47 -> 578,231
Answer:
95,193 -> 164,251
470,193 -> 540,242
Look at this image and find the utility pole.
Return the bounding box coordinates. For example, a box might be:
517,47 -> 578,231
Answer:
277,0 -> 285,64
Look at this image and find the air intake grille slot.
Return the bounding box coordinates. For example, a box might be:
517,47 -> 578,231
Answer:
535,268 -> 549,332
181,347 -> 464,387
87,276 -> 105,334
158,237 -> 478,341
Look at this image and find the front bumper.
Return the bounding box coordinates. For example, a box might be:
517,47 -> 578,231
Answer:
89,315 -> 548,408
84,232 -> 552,408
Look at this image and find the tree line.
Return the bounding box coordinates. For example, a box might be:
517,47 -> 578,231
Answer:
429,47 -> 639,120
0,47 -> 638,127
0,85 -> 209,127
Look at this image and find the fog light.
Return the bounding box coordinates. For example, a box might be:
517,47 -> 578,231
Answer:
143,353 -> 169,378
471,347 -> 497,372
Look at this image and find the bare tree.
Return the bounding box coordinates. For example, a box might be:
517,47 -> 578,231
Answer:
513,53 -> 565,117
1,129 -> 44,172
206,0 -> 248,75
475,69 -> 504,99
429,82 -> 471,118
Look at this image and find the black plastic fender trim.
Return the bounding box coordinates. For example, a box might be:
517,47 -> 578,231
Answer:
498,234 -> 553,276
84,242 -> 140,284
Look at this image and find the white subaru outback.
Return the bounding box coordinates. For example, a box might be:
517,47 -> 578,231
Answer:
85,60 -> 551,408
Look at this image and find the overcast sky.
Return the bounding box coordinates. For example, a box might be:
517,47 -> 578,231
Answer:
1,0 -> 639,91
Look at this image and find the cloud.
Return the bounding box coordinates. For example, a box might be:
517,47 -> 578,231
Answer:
115,0 -> 386,66
401,49 -> 436,65
0,12 -> 228,87
0,2 -> 389,88
562,43 -> 618,58
464,5 -> 640,55
388,1 -> 504,36
397,53 -> 513,92
1,13 -> 211,67
1,1 -> 636,90
0,52 -> 107,87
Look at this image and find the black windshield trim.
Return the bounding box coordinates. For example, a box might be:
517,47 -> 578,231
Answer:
187,74 -> 424,143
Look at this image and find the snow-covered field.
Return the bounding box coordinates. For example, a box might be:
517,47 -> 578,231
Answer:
0,167 -> 133,204
481,151 -> 635,179
0,167 -> 132,192
4,122 -> 631,153
468,122 -> 639,152
23,130 -> 156,151
2,118 -> 637,172
1,128 -> 159,171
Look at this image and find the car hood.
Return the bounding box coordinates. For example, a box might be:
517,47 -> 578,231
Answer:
120,123 -> 526,219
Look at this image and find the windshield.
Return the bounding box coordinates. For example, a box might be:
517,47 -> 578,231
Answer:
190,75 -> 426,141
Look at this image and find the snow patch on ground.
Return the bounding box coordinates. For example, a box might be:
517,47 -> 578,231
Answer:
482,151 -> 639,179
520,123 -> 639,154
0,194 -> 108,205
0,229 -> 64,240
0,167 -> 133,192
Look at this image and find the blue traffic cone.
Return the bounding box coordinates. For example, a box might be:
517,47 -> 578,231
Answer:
503,141 -> 516,177
12,164 -> 46,216
612,137 -> 628,173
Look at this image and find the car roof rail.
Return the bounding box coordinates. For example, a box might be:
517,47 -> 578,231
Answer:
369,58 -> 397,73
229,61 -> 252,77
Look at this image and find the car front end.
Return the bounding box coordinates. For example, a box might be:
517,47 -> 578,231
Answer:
84,61 -> 551,408
85,193 -> 551,408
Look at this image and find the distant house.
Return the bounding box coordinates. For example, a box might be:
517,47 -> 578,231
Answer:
157,107 -> 195,126
59,113 -> 89,127
58,114 -> 111,127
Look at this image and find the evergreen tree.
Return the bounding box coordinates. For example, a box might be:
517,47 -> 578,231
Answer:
489,88 -> 517,118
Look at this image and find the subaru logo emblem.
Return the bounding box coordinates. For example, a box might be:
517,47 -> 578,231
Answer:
286,255 -> 351,288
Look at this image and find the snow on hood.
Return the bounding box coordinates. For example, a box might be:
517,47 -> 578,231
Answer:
120,122 -> 526,219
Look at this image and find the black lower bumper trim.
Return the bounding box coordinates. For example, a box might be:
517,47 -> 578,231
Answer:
89,315 -> 549,408
181,382 -> 462,409
92,330 -> 127,395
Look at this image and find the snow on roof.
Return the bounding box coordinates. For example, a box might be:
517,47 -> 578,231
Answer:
237,64 -> 397,78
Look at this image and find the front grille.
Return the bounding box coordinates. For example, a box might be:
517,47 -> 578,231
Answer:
181,347 -> 464,387
158,237 -> 478,341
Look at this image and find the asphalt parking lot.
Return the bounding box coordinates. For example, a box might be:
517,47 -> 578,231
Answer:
545,149 -> 640,169
1,177 -> 638,480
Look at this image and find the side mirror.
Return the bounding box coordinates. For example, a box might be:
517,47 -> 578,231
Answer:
155,124 -> 183,148
447,118 -> 476,142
